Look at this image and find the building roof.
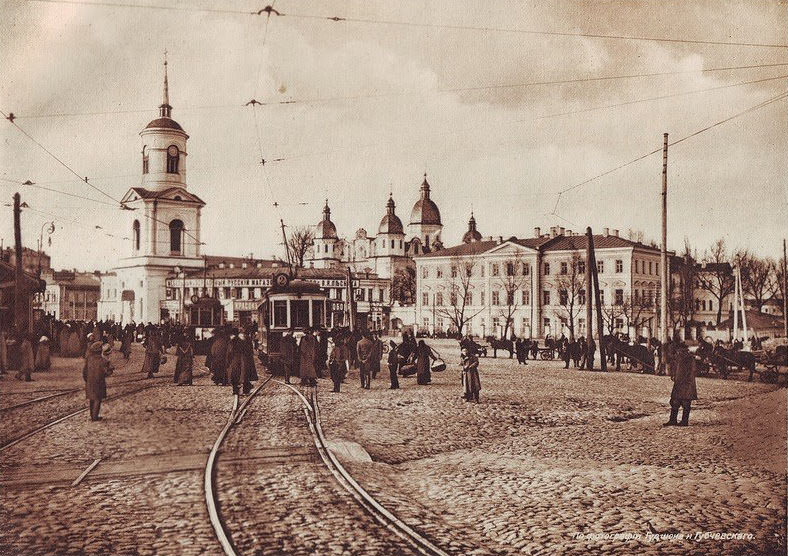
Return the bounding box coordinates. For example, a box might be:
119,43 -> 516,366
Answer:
179,264 -> 378,282
144,117 -> 184,132
410,175 -> 441,226
125,187 -> 205,206
462,213 -> 482,243
203,255 -> 280,270
713,309 -> 785,331
378,196 -> 404,235
415,232 -> 660,259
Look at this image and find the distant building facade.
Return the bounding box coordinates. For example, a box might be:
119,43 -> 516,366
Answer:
1,246 -> 51,276
37,269 -> 101,321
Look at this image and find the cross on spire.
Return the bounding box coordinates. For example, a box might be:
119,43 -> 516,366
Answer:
160,50 -> 172,118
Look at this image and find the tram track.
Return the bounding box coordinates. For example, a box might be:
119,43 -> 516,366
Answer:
206,379 -> 449,556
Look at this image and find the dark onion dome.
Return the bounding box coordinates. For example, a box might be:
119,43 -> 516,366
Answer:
144,117 -> 184,132
316,200 -> 338,239
378,195 -> 404,235
462,212 -> 482,243
409,174 -> 442,226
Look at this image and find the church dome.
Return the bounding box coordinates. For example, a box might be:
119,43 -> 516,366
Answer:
378,195 -> 404,235
410,174 -> 442,225
462,212 -> 482,243
317,200 -> 338,239
144,117 -> 184,132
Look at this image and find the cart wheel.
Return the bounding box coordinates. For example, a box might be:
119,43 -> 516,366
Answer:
539,350 -> 548,360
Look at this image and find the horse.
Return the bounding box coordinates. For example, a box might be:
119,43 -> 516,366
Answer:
606,336 -> 655,373
697,339 -> 756,380
459,336 -> 487,358
486,336 -> 514,358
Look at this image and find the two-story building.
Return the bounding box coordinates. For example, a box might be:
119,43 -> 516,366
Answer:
415,224 -> 667,339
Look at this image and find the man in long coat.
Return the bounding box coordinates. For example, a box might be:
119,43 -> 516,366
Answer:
16,333 -> 35,382
35,336 -> 51,371
664,343 -> 698,426
280,330 -> 297,384
298,328 -> 318,387
356,333 -> 374,389
209,327 -> 229,386
83,341 -> 114,421
387,340 -> 400,389
142,329 -> 163,378
416,339 -> 434,385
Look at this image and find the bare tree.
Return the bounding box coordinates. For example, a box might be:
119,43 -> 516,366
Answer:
551,251 -> 585,340
287,226 -> 315,268
390,265 -> 416,305
668,240 -> 698,336
696,238 -> 734,325
735,250 -> 776,312
435,255 -> 482,336
600,302 -> 625,336
494,255 -> 528,339
620,292 -> 654,339
772,262 -> 786,316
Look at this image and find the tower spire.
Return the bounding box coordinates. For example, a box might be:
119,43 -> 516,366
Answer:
160,50 -> 172,118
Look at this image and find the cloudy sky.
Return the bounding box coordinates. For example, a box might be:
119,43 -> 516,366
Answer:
1,0 -> 786,270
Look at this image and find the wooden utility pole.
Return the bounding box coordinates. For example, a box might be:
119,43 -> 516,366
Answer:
585,227 -> 594,370
346,265 -> 355,332
280,219 -> 293,277
659,133 -> 669,371
588,231 -> 607,371
13,193 -> 28,333
783,239 -> 787,339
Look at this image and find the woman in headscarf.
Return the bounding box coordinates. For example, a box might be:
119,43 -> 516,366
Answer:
416,339 -> 435,385
35,336 -> 51,371
175,335 -> 194,385
16,333 -> 35,382
461,347 -> 481,403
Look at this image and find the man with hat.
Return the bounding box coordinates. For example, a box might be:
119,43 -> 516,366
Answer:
664,341 -> 698,427
83,340 -> 114,421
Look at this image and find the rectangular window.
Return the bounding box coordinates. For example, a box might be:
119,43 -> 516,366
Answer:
615,289 -> 624,305
543,263 -> 550,275
507,291 -> 515,305
436,267 -> 443,278
649,261 -> 653,274
465,291 -> 472,305
615,318 -> 624,330
559,289 -> 568,306
523,263 -> 530,276
543,290 -> 550,305
635,260 -> 640,274
708,300 -> 713,311
600,289 -> 605,304
290,300 -> 309,328
655,262 -> 659,275
223,287 -> 230,299
492,291 -> 500,305
422,292 -> 429,305
579,289 -> 586,305
701,299 -> 706,311
451,266 -> 458,278
481,291 -> 485,305
522,290 -> 529,305
481,266 -> 485,277
507,262 -> 515,276
615,259 -> 623,273
695,299 -> 701,311
436,292 -> 443,306
578,260 -> 585,274
378,288 -> 384,302
492,263 -> 499,276
273,300 -> 288,327
421,266 -> 428,279
597,261 -> 604,274
390,239 -> 394,248
560,262 -> 568,275
450,292 -> 457,306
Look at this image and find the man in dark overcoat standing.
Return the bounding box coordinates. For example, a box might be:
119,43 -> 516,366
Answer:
664,342 -> 698,426
83,341 -> 114,421
281,330 -> 297,384
298,328 -> 318,387
356,333 -> 373,389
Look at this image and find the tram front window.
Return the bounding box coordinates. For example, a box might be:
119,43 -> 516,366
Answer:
290,300 -> 309,328
199,308 -> 213,327
312,300 -> 325,328
273,300 -> 288,327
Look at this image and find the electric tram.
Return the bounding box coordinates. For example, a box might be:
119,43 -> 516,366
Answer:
187,295 -> 226,355
256,272 -> 336,375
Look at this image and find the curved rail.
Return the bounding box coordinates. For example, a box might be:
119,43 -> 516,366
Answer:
278,381 -> 450,556
204,376 -> 273,556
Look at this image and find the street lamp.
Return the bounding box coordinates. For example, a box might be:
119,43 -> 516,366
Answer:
38,221 -> 55,276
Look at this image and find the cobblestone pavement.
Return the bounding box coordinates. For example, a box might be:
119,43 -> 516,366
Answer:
216,381 -> 420,555
318,339 -> 787,555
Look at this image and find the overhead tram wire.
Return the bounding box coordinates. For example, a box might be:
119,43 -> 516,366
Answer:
1,109 -> 122,205
12,62 -> 788,121
27,0 -> 788,49
0,178 -> 119,207
550,88 -> 788,216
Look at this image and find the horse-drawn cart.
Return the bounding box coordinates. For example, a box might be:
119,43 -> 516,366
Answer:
753,346 -> 788,385
538,347 -> 556,360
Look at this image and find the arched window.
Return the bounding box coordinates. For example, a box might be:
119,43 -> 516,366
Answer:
132,220 -> 140,251
142,146 -> 149,174
166,145 -> 179,174
169,219 -> 184,254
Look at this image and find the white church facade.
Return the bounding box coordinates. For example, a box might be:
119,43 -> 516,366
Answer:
99,59 -> 205,324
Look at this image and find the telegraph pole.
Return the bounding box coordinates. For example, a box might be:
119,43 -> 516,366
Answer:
783,239 -> 787,339
585,227 -> 594,370
659,133 -> 669,370
588,231 -> 607,371
13,193 -> 28,332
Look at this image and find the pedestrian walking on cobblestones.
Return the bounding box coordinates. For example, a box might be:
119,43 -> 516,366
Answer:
664,342 -> 698,427
15,333 -> 34,382
387,340 -> 400,389
281,330 -> 297,384
35,336 -> 51,371
371,334 -> 383,379
416,340 -> 435,385
120,328 -> 132,360
328,337 -> 346,393
175,336 -> 194,385
461,348 -> 481,402
299,328 -> 318,387
356,333 -> 373,389
142,329 -> 163,378
83,341 -> 114,421
209,327 -> 229,385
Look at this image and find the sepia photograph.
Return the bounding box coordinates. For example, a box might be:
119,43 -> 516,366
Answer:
1,1 -> 786,554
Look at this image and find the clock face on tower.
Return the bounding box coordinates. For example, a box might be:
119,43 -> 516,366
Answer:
168,145 -> 178,157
